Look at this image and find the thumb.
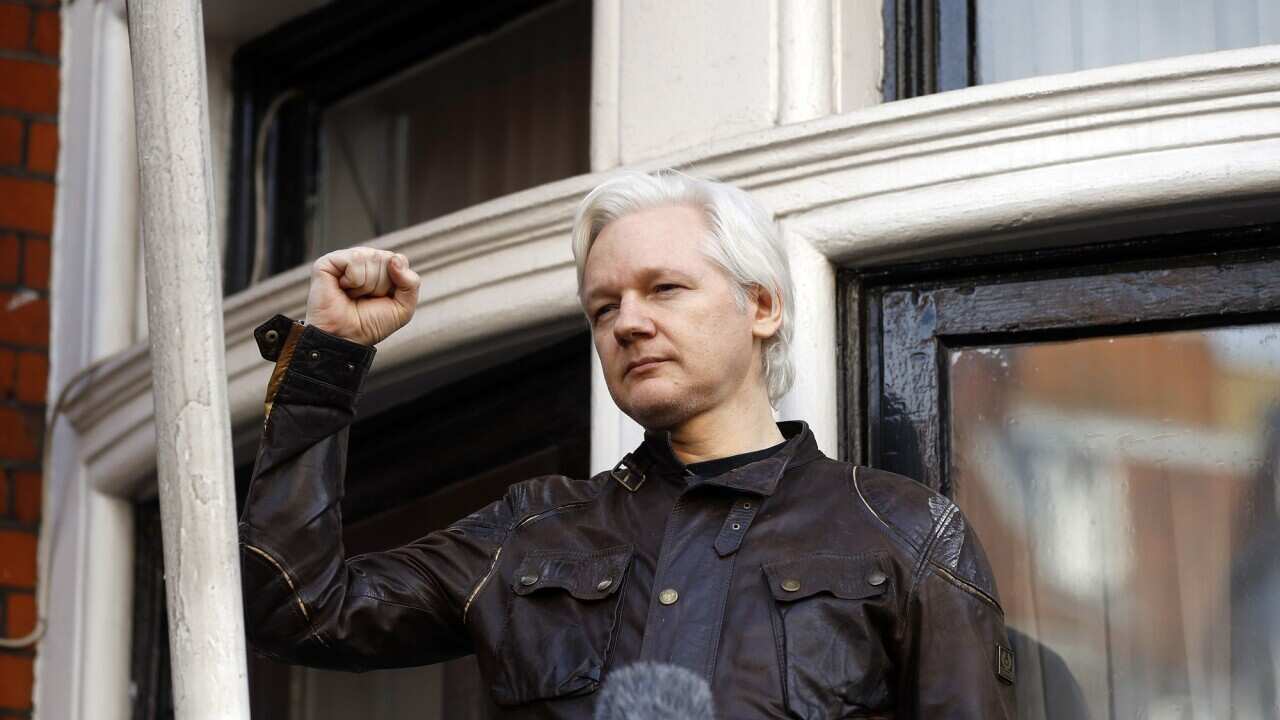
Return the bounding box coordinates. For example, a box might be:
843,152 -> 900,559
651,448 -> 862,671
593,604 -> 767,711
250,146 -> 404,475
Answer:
388,254 -> 421,312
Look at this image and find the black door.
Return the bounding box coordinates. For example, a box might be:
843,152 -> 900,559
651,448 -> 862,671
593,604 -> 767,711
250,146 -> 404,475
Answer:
857,226 -> 1280,719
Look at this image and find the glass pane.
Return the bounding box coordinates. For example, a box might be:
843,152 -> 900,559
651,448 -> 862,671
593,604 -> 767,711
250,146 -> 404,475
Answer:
975,0 -> 1280,85
949,325 -> 1280,719
313,0 -> 591,256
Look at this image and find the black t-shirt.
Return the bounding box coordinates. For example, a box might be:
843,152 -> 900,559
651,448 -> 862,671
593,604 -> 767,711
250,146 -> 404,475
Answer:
685,439 -> 787,480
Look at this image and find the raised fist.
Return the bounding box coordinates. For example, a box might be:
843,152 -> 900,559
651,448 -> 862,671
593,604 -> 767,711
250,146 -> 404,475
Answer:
305,247 -> 421,346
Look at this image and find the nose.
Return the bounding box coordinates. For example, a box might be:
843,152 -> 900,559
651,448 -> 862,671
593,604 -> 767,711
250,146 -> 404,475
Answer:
612,296 -> 655,344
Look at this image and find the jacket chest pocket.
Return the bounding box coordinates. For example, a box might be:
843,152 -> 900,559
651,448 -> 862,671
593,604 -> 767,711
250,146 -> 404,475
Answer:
490,544 -> 633,707
764,553 -> 895,720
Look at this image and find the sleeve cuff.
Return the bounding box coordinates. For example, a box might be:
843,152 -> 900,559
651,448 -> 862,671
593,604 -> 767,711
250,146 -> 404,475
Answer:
290,323 -> 377,392
255,314 -> 377,397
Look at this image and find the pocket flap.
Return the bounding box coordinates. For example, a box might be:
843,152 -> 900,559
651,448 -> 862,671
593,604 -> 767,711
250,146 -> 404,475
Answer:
511,544 -> 633,600
763,553 -> 891,602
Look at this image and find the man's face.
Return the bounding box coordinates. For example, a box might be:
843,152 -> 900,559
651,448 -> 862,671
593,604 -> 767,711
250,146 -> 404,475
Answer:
581,204 -> 769,430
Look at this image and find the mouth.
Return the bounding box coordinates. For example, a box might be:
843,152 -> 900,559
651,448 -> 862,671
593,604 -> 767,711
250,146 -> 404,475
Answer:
624,357 -> 669,377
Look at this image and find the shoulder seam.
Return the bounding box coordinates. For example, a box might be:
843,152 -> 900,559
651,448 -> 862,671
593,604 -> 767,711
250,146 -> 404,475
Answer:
850,466 -> 923,556
927,556 -> 1005,615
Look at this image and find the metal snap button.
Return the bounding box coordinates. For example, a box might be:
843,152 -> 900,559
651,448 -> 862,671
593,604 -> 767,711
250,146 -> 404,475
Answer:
309,350 -> 320,361
781,579 -> 801,592
264,329 -> 279,344
596,578 -> 613,592
519,574 -> 539,586
731,523 -> 742,531
742,502 -> 751,509
658,588 -> 679,605
868,571 -> 888,587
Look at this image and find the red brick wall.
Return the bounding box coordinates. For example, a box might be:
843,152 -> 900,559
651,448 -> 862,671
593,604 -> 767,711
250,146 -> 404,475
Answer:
0,1 -> 58,716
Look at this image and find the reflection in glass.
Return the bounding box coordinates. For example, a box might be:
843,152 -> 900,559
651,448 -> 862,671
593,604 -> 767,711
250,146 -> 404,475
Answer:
313,0 -> 590,257
975,0 -> 1280,85
950,325 -> 1280,719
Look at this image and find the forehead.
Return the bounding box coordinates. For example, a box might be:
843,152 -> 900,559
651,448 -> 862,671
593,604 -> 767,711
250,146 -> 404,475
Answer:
582,205 -> 711,291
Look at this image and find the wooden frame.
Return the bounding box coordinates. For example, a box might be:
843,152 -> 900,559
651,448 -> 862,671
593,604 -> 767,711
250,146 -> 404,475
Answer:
882,0 -> 975,101
849,223 -> 1280,493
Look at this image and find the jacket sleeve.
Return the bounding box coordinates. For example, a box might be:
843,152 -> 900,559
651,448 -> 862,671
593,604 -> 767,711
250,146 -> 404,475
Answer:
899,500 -> 1018,719
238,315 -> 512,671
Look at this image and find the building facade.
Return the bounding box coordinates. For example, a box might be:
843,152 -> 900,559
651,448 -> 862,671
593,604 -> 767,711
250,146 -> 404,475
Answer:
22,0 -> 1280,718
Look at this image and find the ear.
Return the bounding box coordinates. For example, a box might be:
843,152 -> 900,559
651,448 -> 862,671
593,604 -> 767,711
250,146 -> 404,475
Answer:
748,284 -> 783,341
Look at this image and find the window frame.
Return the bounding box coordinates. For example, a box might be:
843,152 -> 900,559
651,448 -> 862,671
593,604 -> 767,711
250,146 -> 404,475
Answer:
845,223 -> 1280,493
881,0 -> 975,101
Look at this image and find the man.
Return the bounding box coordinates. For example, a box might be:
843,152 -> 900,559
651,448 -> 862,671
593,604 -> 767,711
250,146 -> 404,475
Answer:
240,171 -> 1016,718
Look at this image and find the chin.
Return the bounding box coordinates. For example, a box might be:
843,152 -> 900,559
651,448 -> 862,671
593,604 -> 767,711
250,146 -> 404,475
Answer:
617,384 -> 698,430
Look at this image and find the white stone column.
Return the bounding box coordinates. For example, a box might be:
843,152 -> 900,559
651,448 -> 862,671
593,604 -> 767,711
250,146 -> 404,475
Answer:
776,222 -> 839,458
779,0 -> 835,124
79,9 -> 141,710
590,0 -> 622,171
40,2 -> 144,718
589,351 -> 647,474
126,1 -> 251,718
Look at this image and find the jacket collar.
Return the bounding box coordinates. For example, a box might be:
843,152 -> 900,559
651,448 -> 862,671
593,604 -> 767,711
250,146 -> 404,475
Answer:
619,420 -> 822,497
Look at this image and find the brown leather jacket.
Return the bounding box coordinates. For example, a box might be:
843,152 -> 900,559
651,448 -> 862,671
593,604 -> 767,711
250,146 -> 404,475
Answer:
239,316 -> 1017,719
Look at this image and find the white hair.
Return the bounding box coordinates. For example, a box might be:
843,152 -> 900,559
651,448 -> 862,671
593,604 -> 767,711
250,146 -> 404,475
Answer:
570,169 -> 795,405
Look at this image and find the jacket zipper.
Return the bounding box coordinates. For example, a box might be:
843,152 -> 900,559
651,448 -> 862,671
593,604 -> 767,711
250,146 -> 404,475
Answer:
462,500 -> 591,623
243,542 -> 316,626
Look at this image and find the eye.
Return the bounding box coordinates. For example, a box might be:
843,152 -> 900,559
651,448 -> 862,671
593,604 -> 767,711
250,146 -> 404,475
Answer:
593,304 -> 617,321
654,283 -> 681,294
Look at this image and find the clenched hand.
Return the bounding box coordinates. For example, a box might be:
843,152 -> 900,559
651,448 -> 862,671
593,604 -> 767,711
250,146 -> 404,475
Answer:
305,247 -> 421,346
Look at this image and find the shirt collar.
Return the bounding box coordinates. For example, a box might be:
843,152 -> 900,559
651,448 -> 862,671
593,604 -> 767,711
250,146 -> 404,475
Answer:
621,420 -> 822,497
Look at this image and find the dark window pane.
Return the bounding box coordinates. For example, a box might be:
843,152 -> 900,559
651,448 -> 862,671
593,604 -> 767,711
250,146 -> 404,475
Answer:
314,0 -> 590,256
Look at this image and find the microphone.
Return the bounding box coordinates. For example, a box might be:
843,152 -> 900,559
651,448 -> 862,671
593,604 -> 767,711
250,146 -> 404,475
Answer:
593,662 -> 716,720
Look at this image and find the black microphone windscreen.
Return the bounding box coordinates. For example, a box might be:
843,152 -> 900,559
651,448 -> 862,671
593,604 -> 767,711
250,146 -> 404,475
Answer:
593,662 -> 715,720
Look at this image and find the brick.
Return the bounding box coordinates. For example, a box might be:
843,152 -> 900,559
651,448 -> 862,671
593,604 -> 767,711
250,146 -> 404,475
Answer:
31,9 -> 57,58
11,471 -> 38,523
0,4 -> 30,52
0,407 -> 39,461
21,236 -> 46,289
0,530 -> 36,586
14,352 -> 43,405
0,234 -> 16,283
25,121 -> 54,174
0,116 -> 20,167
0,348 -> 13,398
0,58 -> 58,115
0,291 -> 47,346
0,653 -> 33,710
5,591 -> 35,637
0,177 -> 54,234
